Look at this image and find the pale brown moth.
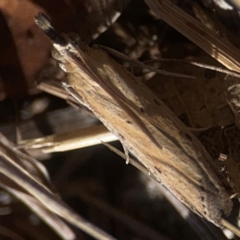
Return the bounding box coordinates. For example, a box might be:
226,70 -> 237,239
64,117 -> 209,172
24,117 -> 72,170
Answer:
35,13 -> 240,235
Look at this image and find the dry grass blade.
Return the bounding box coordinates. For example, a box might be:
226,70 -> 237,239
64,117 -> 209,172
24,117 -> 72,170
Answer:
144,0 -> 240,72
0,185 -> 75,240
0,133 -> 50,183
0,134 -> 116,240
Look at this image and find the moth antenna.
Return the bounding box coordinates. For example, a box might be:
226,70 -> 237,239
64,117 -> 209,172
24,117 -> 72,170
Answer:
35,13 -> 66,46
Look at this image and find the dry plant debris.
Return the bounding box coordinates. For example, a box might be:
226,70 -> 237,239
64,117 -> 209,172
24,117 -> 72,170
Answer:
1,0 -> 240,239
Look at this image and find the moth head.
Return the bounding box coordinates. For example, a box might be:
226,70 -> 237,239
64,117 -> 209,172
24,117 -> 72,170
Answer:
50,33 -> 76,61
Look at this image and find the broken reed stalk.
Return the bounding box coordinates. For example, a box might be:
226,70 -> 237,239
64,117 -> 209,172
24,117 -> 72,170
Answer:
20,124 -> 118,153
144,0 -> 240,72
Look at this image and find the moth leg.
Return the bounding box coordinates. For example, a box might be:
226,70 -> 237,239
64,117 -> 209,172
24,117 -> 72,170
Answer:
61,82 -> 86,107
122,143 -> 130,165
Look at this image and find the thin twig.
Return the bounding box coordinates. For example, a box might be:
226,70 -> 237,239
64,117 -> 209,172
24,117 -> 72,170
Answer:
146,58 -> 240,78
98,45 -> 195,79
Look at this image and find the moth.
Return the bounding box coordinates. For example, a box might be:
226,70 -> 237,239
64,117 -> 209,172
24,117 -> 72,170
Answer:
35,13 -> 240,235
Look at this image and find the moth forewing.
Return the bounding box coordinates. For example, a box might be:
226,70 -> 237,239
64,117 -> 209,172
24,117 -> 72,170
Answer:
53,39 -> 233,227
